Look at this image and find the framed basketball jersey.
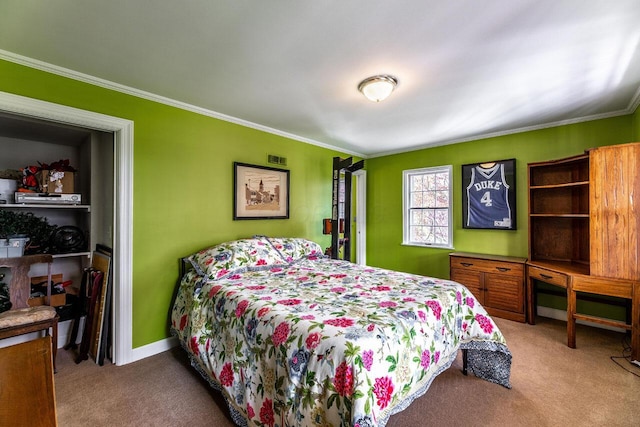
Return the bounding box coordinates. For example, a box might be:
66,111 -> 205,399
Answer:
462,158 -> 517,230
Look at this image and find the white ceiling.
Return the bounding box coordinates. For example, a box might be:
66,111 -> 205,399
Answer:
1,0 -> 639,157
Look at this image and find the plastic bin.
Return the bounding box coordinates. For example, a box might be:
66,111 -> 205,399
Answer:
0,237 -> 29,258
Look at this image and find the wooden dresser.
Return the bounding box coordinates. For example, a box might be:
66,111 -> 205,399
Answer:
526,142 -> 640,361
450,252 -> 527,322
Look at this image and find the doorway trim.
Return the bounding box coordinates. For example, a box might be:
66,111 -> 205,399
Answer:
0,91 -> 134,365
354,169 -> 366,265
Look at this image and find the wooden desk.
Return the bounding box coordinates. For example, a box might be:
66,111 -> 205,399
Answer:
526,261 -> 639,361
0,337 -> 57,426
526,260 -> 588,324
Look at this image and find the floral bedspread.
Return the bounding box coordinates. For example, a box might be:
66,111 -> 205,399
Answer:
171,256 -> 511,427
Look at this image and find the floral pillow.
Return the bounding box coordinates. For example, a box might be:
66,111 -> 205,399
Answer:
187,238 -> 288,280
261,236 -> 324,263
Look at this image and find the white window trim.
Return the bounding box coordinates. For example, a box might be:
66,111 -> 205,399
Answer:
402,165 -> 454,249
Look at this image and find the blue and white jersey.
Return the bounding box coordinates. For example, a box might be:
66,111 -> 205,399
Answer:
466,163 -> 512,228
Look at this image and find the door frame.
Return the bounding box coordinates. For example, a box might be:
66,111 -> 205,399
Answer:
0,91 -> 134,365
354,169 -> 366,265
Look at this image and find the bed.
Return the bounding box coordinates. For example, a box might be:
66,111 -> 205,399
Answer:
171,237 -> 511,427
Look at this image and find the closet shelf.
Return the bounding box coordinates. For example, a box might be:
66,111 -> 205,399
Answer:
0,204 -> 90,211
51,252 -> 91,259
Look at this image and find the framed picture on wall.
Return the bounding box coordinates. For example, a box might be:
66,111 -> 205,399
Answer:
462,158 -> 516,230
233,162 -> 290,220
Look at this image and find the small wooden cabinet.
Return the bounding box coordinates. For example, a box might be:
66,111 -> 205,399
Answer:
450,252 -> 527,322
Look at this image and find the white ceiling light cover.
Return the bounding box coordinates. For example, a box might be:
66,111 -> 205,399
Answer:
358,75 -> 398,102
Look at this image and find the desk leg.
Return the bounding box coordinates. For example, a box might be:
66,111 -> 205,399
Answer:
526,272 -> 536,325
567,277 -> 576,349
51,316 -> 58,373
632,283 -> 639,362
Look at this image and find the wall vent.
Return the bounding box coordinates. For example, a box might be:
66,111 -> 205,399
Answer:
268,154 -> 287,166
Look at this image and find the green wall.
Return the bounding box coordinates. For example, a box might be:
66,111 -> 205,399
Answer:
0,59 -> 348,347
366,114 -> 635,319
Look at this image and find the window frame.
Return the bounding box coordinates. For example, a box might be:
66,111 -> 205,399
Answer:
402,165 -> 454,249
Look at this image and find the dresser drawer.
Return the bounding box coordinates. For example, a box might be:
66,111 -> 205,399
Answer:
527,266 -> 568,287
450,256 -> 524,277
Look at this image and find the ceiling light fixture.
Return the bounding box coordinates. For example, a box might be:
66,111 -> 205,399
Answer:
358,75 -> 398,102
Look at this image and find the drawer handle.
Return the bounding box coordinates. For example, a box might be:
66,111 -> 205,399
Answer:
461,262 -> 473,267
496,267 -> 510,272
540,274 -> 553,280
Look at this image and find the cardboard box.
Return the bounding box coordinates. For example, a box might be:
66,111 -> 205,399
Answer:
28,273 -> 66,307
37,170 -> 75,194
28,293 -> 66,307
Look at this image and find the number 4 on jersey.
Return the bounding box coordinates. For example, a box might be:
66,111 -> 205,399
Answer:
480,191 -> 492,207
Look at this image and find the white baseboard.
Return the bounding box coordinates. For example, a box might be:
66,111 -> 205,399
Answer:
0,320 -> 176,364
0,320 -> 180,365
537,306 -> 626,333
130,336 -> 179,363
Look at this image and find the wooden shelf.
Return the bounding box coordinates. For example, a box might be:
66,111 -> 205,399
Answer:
528,154 -> 589,187
528,154 -> 591,265
530,213 -> 589,218
530,181 -> 589,190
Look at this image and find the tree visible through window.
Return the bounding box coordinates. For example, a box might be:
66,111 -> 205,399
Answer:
403,165 -> 453,248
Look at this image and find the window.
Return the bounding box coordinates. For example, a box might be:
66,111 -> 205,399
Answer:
403,165 -> 453,248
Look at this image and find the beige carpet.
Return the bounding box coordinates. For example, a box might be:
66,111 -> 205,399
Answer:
54,317 -> 640,426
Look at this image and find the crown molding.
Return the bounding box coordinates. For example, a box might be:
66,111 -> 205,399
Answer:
629,84 -> 640,114
3,48 -> 637,161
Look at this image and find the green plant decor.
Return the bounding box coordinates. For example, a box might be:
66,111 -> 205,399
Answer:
0,210 -> 56,254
